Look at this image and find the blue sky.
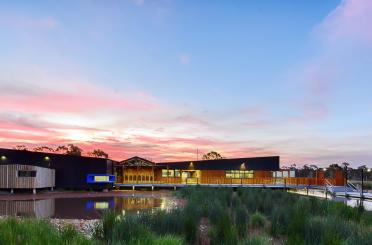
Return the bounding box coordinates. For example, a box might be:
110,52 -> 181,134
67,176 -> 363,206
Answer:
0,0 -> 371,167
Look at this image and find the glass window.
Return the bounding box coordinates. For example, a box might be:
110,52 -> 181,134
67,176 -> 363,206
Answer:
225,170 -> 253,178
175,170 -> 181,177
162,170 -> 176,177
18,170 -> 36,177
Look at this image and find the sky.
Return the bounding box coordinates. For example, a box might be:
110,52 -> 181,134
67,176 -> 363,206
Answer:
0,0 -> 371,167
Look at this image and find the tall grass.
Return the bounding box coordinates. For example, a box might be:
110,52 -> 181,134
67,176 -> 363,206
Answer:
0,218 -> 92,245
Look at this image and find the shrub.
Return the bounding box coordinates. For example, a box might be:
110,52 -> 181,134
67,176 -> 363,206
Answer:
250,212 -> 266,228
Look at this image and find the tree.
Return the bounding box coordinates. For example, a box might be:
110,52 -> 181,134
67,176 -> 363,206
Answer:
14,145 -> 27,151
329,163 -> 342,170
55,144 -> 82,156
55,145 -> 68,154
66,144 -> 83,156
33,146 -> 54,153
202,151 -> 224,160
89,149 -> 109,159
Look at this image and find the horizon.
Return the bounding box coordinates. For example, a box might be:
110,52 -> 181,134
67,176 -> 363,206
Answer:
1,0 -> 372,168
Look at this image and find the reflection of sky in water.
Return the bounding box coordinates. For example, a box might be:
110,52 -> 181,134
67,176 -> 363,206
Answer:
290,189 -> 372,211
0,193 -> 177,219
1,190 -> 371,219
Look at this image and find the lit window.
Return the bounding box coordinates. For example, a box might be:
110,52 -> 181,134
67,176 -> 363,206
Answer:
225,170 -> 253,178
94,176 -> 109,182
162,170 -> 175,177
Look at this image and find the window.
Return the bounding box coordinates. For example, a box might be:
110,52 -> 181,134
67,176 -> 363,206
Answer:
94,176 -> 109,182
225,170 -> 253,178
175,170 -> 181,177
162,170 -> 173,177
18,170 -> 36,177
162,169 -> 181,177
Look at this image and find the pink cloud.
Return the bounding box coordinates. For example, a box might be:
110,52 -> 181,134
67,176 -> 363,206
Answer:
0,82 -> 160,114
317,0 -> 372,46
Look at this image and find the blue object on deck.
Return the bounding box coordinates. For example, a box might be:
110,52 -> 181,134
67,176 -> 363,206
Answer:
86,174 -> 115,183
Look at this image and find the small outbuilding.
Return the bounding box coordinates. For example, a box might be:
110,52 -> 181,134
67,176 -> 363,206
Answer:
0,164 -> 55,193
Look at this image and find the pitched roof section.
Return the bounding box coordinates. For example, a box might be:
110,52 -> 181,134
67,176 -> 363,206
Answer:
118,156 -> 155,167
156,156 -> 280,171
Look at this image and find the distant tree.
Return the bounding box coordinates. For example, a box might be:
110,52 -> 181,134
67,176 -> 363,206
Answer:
14,145 -> 27,151
329,163 -> 342,170
202,151 -> 223,160
54,144 -> 82,156
357,165 -> 367,170
341,162 -> 350,169
299,164 -> 313,177
33,146 -> 54,153
66,144 -> 82,156
55,145 -> 68,154
88,149 -> 109,159
309,164 -> 319,170
289,163 -> 297,170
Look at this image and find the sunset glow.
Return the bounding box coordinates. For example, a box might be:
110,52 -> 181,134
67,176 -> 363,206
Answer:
1,0 -> 372,166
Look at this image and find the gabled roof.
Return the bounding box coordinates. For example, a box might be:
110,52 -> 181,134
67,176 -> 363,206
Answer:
118,156 -> 155,167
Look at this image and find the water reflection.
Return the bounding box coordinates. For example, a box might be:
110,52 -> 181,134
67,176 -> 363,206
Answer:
0,193 -> 176,219
0,199 -> 54,218
289,188 -> 372,211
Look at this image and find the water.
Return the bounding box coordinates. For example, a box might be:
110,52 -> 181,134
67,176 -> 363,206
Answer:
0,191 -> 179,219
289,188 -> 372,211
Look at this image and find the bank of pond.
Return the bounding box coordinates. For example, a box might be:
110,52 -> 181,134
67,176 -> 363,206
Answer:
1,188 -> 372,245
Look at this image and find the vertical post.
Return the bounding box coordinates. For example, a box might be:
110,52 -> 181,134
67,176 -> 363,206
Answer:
361,168 -> 364,199
33,188 -> 36,194
344,165 -> 348,197
284,178 -> 286,191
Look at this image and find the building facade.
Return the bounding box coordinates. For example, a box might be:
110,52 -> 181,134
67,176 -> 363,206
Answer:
0,148 -> 115,190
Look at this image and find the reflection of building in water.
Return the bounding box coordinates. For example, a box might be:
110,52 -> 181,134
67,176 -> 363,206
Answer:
0,199 -> 54,218
115,197 -> 162,212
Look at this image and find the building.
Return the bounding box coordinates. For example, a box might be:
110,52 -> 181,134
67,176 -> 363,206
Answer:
0,148 -> 346,190
114,156 -> 345,186
0,148 -> 115,190
0,164 -> 55,193
115,156 -> 282,185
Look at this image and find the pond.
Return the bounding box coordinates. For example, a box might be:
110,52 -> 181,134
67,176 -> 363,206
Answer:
289,188 -> 372,211
0,191 -> 179,219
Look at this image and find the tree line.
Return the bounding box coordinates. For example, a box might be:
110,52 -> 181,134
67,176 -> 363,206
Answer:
13,144 -> 109,158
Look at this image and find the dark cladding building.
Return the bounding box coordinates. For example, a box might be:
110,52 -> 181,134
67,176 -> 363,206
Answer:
0,148 -> 115,190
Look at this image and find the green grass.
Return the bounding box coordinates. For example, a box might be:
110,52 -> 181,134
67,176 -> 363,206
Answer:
0,218 -> 92,245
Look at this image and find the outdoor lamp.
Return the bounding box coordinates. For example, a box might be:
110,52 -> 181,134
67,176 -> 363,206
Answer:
1,155 -> 6,161
44,156 -> 50,161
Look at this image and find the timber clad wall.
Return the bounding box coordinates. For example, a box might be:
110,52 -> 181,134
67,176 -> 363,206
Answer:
0,164 -> 55,189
